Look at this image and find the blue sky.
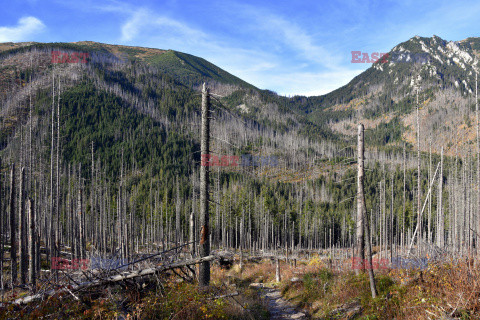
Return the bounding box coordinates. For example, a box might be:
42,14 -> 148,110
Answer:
1,0 -> 480,96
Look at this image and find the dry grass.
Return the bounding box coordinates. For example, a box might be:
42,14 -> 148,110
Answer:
4,256 -> 480,319
222,256 -> 480,319
386,258 -> 480,319
0,267 -> 269,320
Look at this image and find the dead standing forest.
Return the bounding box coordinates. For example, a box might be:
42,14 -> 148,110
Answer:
0,42 -> 479,317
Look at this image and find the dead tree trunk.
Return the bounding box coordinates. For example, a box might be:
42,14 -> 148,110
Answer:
190,170 -> 196,257
28,198 -> 36,288
10,164 -> 17,287
358,124 -> 377,298
56,77 -> 61,260
16,254 -> 221,305
49,72 -> 55,264
275,258 -> 281,282
175,177 -> 181,249
476,72 -> 479,256
354,124 -> 365,275
403,143 -> 406,252
199,83 -> 211,287
0,157 -> 3,289
240,215 -> 244,272
438,147 -> 444,248
416,89 -> 422,254
19,167 -> 28,284
77,186 -> 85,260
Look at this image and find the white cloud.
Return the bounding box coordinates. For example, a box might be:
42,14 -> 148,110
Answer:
117,5 -> 364,96
253,14 -> 341,68
121,8 -> 206,43
0,16 -> 46,42
120,9 -> 147,41
220,3 -> 343,71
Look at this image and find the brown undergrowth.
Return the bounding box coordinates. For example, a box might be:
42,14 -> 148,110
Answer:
0,265 -> 269,320
3,256 -> 480,319
225,255 -> 480,319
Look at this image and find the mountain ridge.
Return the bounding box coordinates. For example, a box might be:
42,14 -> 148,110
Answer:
1,35 -> 480,160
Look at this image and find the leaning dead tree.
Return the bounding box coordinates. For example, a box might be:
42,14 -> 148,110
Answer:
13,254 -> 221,306
199,83 -> 211,287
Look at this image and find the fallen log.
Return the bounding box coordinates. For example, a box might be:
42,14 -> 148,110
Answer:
13,254 -> 219,305
207,292 -> 239,300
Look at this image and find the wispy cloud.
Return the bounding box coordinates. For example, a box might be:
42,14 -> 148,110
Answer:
118,7 -> 280,81
0,16 -> 45,42
82,1 -> 384,96
120,8 -> 206,44
116,5 -> 356,96
245,12 -> 342,69
3,0 -> 480,96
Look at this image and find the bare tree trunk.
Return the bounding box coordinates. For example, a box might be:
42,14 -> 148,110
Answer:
0,158 -> 3,290
416,89 -> 422,255
354,124 -> 365,275
19,167 -> 27,284
438,147 -> 444,248
358,124 -> 377,298
175,177 -> 181,250
275,258 -> 281,282
190,170 -> 196,257
49,73 -> 55,265
77,181 -> 85,260
428,145 -> 432,243
390,171 -> 393,262
28,198 -> 36,288
199,83 -> 211,287
56,77 -> 61,260
10,164 -> 17,288
240,213 -> 244,272
476,72 -> 479,256
454,143 -> 459,251
403,144 -> 406,252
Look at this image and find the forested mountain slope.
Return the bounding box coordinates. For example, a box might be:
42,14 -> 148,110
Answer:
0,36 -> 477,264
298,35 -> 480,155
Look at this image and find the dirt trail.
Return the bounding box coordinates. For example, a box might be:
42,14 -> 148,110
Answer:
250,283 -> 307,320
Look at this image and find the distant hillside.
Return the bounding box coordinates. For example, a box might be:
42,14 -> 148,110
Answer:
0,41 -> 339,188
2,35 -> 480,184
300,35 -> 480,155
